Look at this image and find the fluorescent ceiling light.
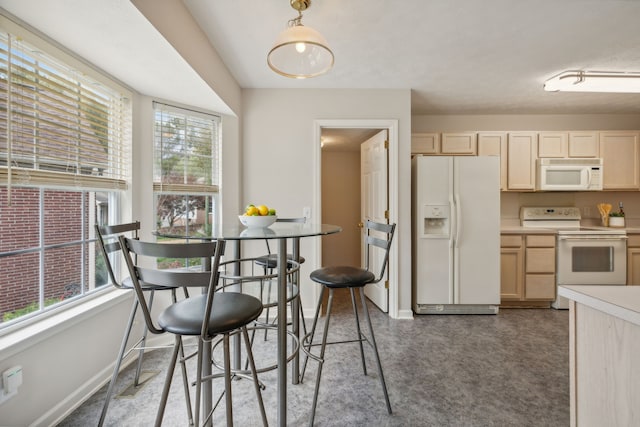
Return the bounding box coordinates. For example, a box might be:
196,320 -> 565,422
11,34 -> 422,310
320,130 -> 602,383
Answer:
544,70 -> 640,93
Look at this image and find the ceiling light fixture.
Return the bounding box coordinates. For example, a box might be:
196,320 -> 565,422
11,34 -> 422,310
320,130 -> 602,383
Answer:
544,70 -> 640,93
267,0 -> 334,79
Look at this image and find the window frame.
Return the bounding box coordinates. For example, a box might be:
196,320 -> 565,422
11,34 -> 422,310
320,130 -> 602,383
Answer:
152,102 -> 221,234
0,13 -> 132,333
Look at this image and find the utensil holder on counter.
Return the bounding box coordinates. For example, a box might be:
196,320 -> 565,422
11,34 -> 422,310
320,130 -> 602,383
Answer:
601,215 -> 609,227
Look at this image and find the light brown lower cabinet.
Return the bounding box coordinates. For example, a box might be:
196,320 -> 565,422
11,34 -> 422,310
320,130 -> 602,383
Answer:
501,233 -> 556,305
627,234 -> 640,285
500,235 -> 523,300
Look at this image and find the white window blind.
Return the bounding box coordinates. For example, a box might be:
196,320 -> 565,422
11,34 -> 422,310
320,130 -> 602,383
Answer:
153,102 -> 219,194
0,29 -> 131,195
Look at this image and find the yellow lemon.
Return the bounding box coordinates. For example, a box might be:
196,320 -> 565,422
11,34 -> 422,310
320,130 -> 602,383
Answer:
257,205 -> 269,216
246,205 -> 259,216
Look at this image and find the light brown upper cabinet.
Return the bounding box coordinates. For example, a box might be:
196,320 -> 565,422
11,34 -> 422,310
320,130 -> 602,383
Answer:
568,132 -> 599,157
538,131 -> 600,158
411,132 -> 477,155
478,132 -> 507,190
599,131 -> 640,190
507,132 -> 537,191
440,132 -> 477,155
538,132 -> 568,157
411,133 -> 439,155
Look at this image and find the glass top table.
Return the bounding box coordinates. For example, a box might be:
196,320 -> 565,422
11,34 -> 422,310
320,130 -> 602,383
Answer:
155,222 -> 341,241
155,222 -> 341,426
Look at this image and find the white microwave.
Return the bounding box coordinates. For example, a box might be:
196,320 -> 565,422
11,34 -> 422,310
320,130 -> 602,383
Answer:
537,158 -> 603,191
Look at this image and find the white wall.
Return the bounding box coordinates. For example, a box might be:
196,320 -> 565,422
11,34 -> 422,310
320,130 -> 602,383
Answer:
241,89 -> 413,318
131,0 -> 241,116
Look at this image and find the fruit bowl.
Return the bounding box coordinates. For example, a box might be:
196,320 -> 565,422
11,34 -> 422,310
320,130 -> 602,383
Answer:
238,215 -> 277,229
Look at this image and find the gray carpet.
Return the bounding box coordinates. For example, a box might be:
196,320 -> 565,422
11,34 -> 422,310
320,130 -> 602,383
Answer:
58,292 -> 570,426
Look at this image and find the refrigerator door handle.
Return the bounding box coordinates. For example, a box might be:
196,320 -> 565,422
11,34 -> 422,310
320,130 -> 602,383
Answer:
449,196 -> 456,248
454,194 -> 462,248
453,193 -> 462,304
449,195 -> 456,303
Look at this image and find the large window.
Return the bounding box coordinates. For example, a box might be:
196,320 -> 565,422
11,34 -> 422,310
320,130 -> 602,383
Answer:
0,17 -> 131,327
153,102 -> 220,237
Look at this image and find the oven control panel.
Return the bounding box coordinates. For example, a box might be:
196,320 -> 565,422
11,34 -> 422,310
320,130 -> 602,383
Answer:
520,207 -> 581,221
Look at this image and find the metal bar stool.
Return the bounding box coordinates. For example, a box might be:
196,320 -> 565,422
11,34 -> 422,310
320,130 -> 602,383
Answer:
301,220 -> 396,426
119,237 -> 268,427
95,222 -> 193,426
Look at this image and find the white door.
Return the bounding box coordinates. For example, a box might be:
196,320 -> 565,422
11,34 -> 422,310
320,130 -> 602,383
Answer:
361,130 -> 389,311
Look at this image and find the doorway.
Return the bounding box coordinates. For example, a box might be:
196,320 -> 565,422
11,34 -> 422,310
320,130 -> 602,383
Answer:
313,119 -> 399,317
320,128 -> 380,268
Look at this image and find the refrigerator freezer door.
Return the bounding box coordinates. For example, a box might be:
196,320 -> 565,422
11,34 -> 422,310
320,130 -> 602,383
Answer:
453,156 -> 501,305
413,156 -> 454,304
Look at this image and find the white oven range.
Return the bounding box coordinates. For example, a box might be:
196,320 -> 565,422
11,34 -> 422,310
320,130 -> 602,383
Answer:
520,207 -> 627,309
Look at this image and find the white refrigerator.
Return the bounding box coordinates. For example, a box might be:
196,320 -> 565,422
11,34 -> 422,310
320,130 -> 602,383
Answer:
412,155 -> 500,314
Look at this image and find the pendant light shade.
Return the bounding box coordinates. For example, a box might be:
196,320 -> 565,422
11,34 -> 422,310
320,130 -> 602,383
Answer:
267,0 -> 334,79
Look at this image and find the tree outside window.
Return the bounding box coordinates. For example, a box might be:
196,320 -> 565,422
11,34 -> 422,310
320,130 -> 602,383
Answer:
153,103 -> 220,238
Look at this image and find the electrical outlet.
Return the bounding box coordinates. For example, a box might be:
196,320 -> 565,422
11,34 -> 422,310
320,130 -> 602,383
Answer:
0,366 -> 22,405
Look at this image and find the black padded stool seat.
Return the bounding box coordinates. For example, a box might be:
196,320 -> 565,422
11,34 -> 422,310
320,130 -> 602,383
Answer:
254,253 -> 305,269
310,266 -> 375,288
159,292 -> 263,336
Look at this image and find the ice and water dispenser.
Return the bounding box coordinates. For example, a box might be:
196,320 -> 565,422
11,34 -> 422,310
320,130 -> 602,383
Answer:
421,204 -> 450,238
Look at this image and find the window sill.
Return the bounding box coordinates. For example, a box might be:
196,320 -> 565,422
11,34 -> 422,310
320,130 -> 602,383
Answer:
0,288 -> 131,358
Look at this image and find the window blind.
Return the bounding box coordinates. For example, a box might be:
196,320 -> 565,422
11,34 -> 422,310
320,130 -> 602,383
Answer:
0,30 -> 131,195
153,102 -> 220,194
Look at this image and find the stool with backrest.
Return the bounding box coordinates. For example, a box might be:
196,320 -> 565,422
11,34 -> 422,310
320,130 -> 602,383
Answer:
302,220 -> 396,426
119,236 -> 268,427
95,222 -> 192,426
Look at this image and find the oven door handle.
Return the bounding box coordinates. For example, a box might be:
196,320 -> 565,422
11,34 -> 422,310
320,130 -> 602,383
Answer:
557,235 -> 628,241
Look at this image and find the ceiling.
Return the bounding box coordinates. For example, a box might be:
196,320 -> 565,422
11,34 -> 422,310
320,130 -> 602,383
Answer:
182,0 -> 640,115
1,0 -> 639,118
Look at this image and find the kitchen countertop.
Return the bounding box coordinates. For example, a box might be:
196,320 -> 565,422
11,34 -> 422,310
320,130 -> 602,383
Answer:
558,285 -> 640,327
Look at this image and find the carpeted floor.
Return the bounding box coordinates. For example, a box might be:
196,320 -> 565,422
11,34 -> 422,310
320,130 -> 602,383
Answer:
57,291 -> 570,426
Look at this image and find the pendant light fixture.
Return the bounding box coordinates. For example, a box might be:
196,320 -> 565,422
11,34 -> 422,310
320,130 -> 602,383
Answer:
267,0 -> 334,79
544,70 -> 640,93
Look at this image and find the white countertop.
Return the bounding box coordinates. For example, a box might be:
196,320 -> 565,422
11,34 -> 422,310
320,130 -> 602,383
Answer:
558,285 -> 640,327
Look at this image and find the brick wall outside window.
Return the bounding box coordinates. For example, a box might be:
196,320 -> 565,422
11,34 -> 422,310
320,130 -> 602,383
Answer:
0,187 -> 95,321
